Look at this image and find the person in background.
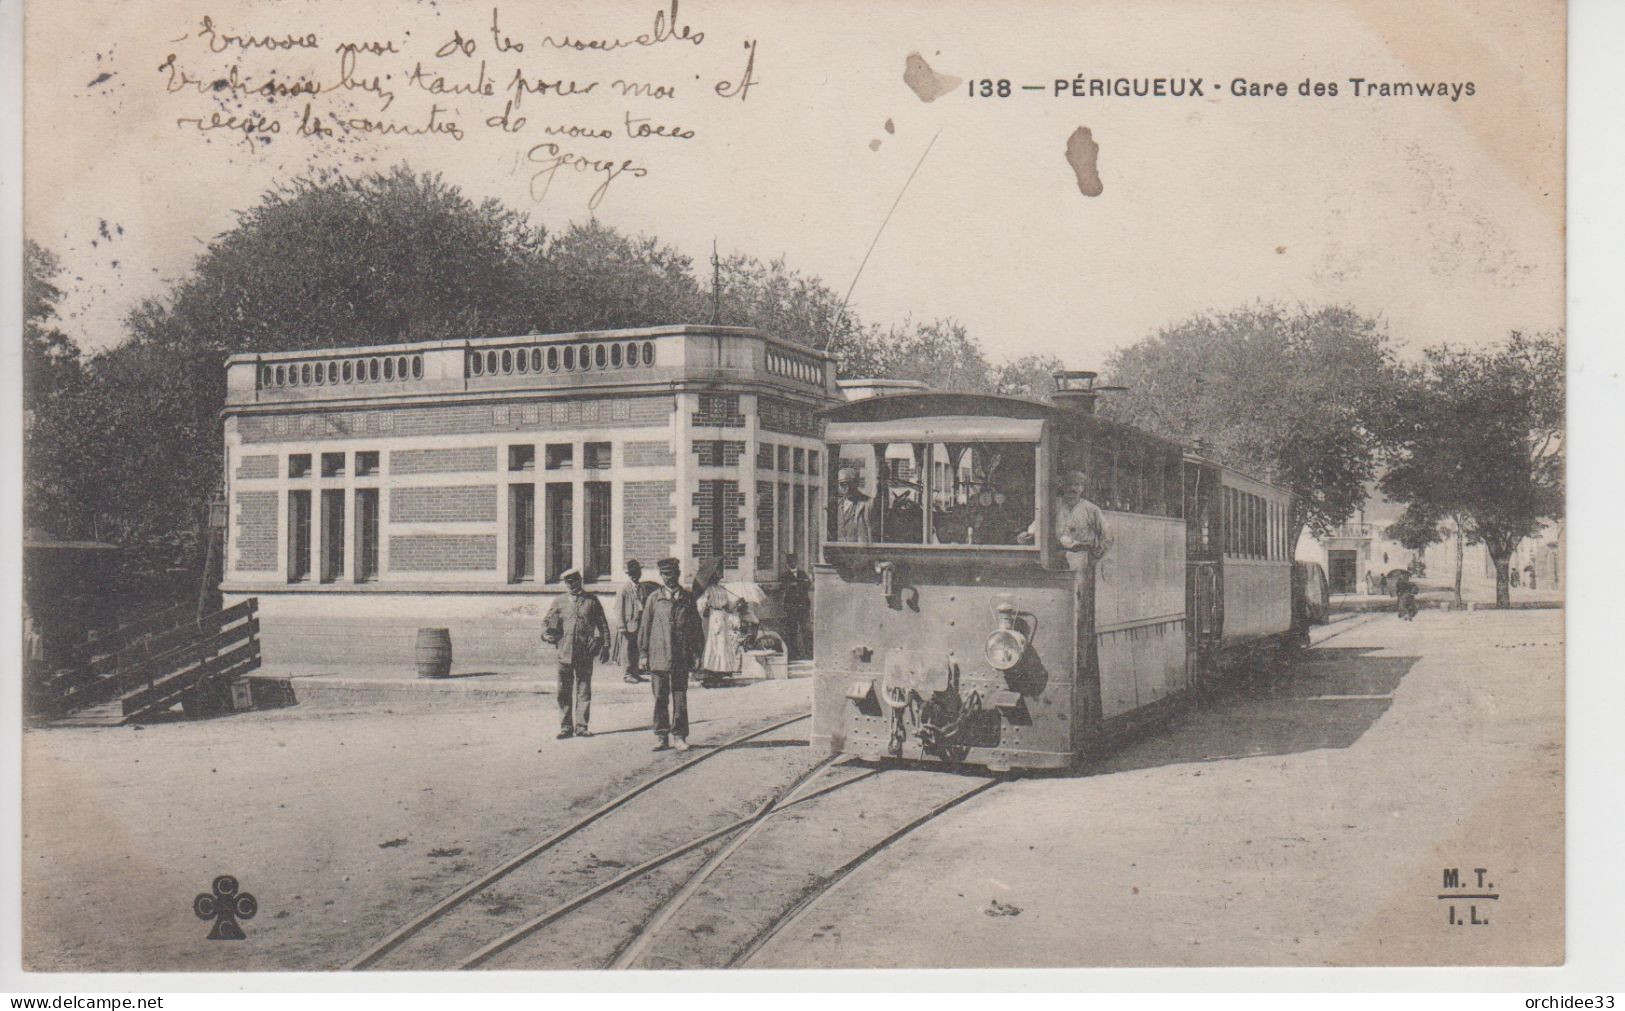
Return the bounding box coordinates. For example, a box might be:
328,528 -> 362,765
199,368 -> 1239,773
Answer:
1525,562 -> 1538,591
1018,468 -> 1110,568
780,553 -> 813,661
887,488 -> 924,543
541,568 -> 609,740
638,557 -> 704,752
837,467 -> 873,543
1395,569 -> 1418,620
696,557 -> 745,688
612,560 -> 650,684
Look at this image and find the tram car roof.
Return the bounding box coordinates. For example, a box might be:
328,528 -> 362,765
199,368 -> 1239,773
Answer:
818,391 -> 1289,496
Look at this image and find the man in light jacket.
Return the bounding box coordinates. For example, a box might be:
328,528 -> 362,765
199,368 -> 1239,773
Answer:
542,569 -> 609,740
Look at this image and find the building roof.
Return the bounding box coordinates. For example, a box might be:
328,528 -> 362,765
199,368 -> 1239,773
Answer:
223,324 -> 831,365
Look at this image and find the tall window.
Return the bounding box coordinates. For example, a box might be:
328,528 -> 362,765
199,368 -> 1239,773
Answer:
545,484 -> 573,582
697,480 -> 727,561
585,482 -> 612,581
510,484 -> 536,583
355,489 -> 379,582
778,481 -> 792,567
320,489 -> 345,583
288,490 -> 312,582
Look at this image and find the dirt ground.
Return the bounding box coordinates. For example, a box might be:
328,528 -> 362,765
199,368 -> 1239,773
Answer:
21,676 -> 812,971
751,610 -> 1564,968
21,610 -> 1563,971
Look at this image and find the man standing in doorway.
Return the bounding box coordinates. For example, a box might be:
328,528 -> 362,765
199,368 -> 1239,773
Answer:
638,557 -> 704,752
781,553 -> 813,661
542,568 -> 609,740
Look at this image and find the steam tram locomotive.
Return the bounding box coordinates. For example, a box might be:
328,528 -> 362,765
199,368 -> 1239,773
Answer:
811,376 -> 1297,772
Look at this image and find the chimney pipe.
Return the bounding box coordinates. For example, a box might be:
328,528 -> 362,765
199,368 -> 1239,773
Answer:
1051,370 -> 1100,414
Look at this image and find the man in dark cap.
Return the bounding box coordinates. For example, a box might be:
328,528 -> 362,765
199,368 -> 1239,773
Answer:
542,568 -> 609,739
637,557 -> 704,751
781,553 -> 812,660
612,559 -> 651,684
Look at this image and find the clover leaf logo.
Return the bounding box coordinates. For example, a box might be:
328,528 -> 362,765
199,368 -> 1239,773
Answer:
193,874 -> 258,940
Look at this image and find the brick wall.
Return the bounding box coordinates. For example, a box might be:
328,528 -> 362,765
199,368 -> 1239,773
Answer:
387,534 -> 498,571
693,479 -> 746,570
757,442 -> 775,470
759,396 -> 818,438
693,440 -> 745,467
756,480 -> 775,570
236,455 -> 278,480
622,481 -> 675,567
390,485 -> 498,522
238,396 -> 674,444
691,393 -> 745,428
233,491 -> 279,571
624,440 -> 676,467
390,446 -> 497,474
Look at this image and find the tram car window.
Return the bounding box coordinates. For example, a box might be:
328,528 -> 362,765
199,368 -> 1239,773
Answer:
812,389 -> 1298,773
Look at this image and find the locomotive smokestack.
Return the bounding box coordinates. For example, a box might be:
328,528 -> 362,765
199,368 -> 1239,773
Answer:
1051,370 -> 1101,414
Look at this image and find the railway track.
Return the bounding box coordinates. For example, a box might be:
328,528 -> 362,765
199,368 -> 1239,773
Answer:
343,711 -> 1004,971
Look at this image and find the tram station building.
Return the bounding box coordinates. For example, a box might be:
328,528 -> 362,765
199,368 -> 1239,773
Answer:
220,326 -> 839,669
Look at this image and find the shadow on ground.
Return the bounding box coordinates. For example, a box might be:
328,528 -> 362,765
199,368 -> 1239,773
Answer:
1086,645 -> 1420,777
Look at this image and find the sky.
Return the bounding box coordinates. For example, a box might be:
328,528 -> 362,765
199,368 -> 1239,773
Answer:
24,0 -> 1564,368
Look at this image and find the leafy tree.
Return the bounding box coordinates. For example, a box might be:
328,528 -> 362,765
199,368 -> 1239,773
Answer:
993,353 -> 1068,401
1383,507 -> 1464,607
871,318 -> 994,393
1379,333 -> 1563,607
541,220 -> 707,332
23,241 -> 91,537
711,254 -> 872,369
23,241 -> 83,398
130,166 -> 559,353
1101,304 -> 1402,548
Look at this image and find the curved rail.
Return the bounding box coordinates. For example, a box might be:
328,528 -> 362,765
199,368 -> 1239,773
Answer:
461,754 -> 846,969
729,774 -> 1005,968
344,711 -> 811,971
607,757 -> 859,968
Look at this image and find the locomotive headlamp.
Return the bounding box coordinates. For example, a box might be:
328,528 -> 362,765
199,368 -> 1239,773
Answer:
985,601 -> 1029,671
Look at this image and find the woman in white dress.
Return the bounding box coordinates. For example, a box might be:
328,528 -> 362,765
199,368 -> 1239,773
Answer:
695,557 -> 744,687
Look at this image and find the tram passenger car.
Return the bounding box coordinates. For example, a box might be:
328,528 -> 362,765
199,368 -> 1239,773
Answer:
811,383 -> 1296,771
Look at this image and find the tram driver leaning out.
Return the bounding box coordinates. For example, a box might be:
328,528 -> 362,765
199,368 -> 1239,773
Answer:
1017,468 -> 1111,567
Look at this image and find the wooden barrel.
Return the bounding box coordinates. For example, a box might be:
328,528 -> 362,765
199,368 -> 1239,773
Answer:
415,628 -> 452,679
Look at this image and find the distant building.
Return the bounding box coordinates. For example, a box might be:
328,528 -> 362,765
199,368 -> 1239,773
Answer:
220,326 -> 839,669
1295,495 -> 1417,595
1296,490 -> 1563,598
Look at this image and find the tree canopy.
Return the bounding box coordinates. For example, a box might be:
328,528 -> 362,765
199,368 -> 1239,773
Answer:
24,240 -> 91,539
1101,304 -> 1402,542
1378,332 -> 1564,607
